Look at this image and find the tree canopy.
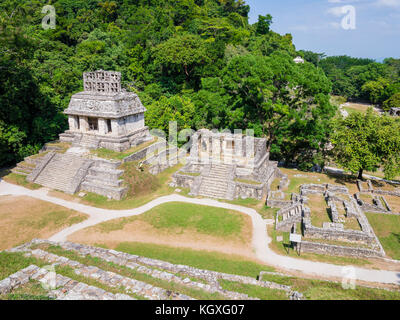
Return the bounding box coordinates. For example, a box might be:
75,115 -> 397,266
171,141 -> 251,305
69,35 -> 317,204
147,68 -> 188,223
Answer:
331,109 -> 400,180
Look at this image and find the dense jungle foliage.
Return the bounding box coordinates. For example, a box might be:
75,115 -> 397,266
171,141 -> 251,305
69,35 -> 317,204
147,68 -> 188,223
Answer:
0,0 -> 399,172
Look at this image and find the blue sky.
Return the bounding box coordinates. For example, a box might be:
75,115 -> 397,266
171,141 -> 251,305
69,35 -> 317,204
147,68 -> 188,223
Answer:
245,0 -> 400,61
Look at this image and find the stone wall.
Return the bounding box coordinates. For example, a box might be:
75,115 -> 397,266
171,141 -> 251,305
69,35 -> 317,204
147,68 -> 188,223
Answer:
300,241 -> 384,258
235,182 -> 265,200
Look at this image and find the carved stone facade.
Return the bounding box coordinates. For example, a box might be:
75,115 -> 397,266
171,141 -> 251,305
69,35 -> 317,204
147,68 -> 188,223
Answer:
172,129 -> 277,200
60,70 -> 151,152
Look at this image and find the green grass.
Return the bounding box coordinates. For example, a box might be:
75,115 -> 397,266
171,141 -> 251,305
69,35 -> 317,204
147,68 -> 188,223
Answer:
55,265 -> 144,300
96,202 -> 245,238
17,210 -> 87,231
42,245 -> 225,300
0,280 -> 53,300
101,242 -> 275,278
0,252 -> 47,280
91,138 -> 157,160
224,198 -> 278,219
365,212 -> 400,260
3,173 -> 42,190
260,273 -> 400,300
219,279 -> 288,300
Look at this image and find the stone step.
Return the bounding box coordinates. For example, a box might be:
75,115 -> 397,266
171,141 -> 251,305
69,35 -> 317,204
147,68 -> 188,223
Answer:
10,240 -> 302,300
202,176 -> 229,183
34,153 -> 88,193
199,185 -> 228,193
0,265 -> 132,300
49,241 -> 254,300
88,167 -> 123,180
80,181 -> 127,200
11,169 -> 30,176
27,249 -> 192,300
84,175 -> 124,187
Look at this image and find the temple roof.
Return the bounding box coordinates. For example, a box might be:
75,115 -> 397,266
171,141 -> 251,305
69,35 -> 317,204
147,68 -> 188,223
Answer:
64,71 -> 146,118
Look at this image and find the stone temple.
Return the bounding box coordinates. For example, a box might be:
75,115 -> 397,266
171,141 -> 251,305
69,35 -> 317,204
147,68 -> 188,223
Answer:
172,129 -> 278,200
23,70 -> 162,200
60,70 -> 151,151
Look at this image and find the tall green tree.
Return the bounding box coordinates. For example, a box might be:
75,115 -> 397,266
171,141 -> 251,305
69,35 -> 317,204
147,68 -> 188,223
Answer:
216,53 -> 335,168
331,108 -> 400,180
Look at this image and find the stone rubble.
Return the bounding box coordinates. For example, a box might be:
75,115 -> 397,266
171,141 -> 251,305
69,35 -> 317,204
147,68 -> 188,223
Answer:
5,239 -> 304,300
0,265 -> 133,300
24,248 -> 192,300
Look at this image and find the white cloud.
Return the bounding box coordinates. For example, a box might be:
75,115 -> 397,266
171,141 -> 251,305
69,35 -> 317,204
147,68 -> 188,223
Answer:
327,6 -> 346,16
374,0 -> 400,7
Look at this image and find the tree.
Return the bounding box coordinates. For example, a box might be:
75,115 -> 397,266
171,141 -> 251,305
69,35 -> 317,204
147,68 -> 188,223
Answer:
218,53 -> 335,167
331,108 -> 400,180
383,92 -> 400,112
153,33 -> 210,83
256,14 -> 272,35
298,50 -> 326,67
361,77 -> 391,105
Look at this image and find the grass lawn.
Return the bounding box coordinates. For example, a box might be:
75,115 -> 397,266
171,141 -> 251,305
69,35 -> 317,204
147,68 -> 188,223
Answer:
365,212 -> 400,260
260,273 -> 400,300
0,280 -> 53,300
0,195 -> 87,250
219,279 -> 288,300
224,198 -> 278,220
2,173 -> 42,190
96,241 -> 275,278
94,202 -> 246,238
90,137 -> 157,160
69,202 -> 254,259
383,195 -> 400,212
278,168 -> 359,195
0,251 -> 46,280
342,102 -> 377,115
308,194 -> 331,228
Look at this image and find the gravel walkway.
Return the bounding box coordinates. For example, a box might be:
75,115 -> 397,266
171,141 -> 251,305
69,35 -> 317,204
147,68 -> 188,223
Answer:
0,180 -> 399,286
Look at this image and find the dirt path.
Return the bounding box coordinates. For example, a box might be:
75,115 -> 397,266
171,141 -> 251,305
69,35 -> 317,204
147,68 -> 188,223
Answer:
1,179 -> 399,286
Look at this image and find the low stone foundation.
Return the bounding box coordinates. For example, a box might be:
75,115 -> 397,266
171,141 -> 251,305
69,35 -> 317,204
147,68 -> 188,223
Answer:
300,241 -> 384,258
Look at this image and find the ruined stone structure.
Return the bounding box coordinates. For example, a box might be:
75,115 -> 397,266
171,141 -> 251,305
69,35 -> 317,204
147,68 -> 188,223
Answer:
23,71 -> 184,200
3,239 -> 303,300
60,70 -> 151,152
272,183 -> 386,259
172,129 -> 277,200
356,179 -> 400,215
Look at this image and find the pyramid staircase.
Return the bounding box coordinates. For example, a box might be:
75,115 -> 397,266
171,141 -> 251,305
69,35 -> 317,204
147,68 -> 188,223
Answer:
32,153 -> 92,194
197,163 -> 234,199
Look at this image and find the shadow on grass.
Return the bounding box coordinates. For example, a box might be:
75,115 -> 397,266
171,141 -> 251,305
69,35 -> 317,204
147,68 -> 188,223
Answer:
325,172 -> 358,186
0,168 -> 12,179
